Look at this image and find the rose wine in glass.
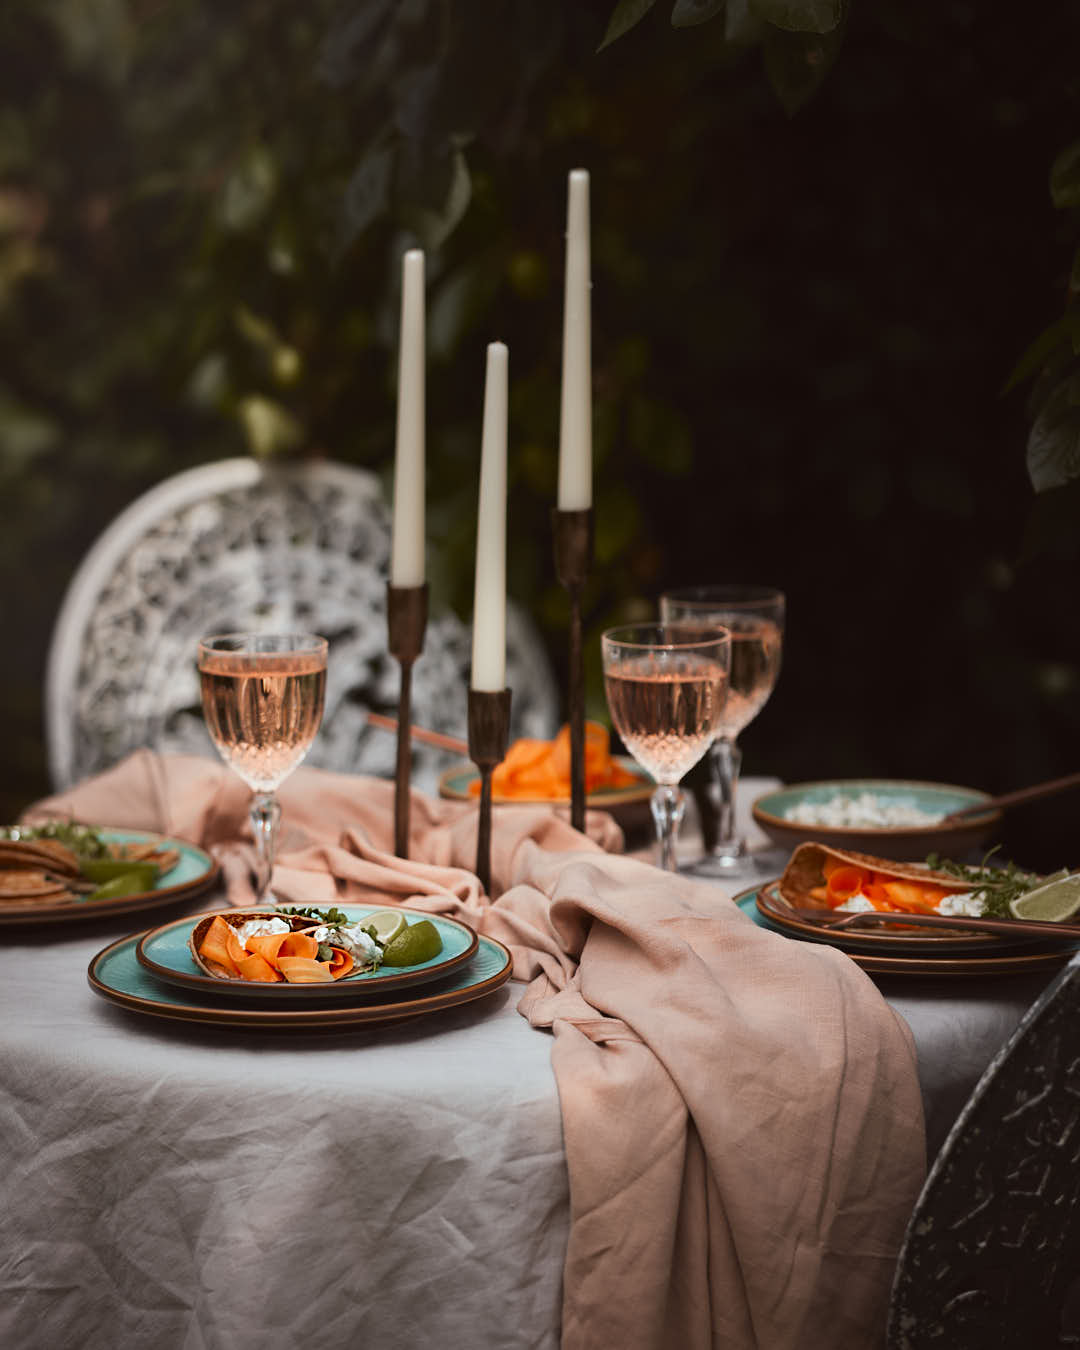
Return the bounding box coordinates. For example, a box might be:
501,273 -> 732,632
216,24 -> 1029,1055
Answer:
602,624 -> 731,872
659,586 -> 785,877
198,633 -> 328,901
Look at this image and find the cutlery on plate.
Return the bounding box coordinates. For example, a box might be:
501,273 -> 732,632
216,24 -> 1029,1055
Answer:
787,905 -> 1080,943
943,770 -> 1080,821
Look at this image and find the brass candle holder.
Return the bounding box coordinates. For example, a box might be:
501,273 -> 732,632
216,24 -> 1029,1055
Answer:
468,687 -> 512,894
386,582 -> 429,858
553,507 -> 593,833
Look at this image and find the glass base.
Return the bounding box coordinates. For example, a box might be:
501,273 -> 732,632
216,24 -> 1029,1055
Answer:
679,852 -> 756,883
678,843 -> 784,887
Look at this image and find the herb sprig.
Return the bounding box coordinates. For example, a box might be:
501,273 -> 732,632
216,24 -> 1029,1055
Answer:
278,905 -> 382,949
279,904 -> 351,927
925,848 -> 1044,918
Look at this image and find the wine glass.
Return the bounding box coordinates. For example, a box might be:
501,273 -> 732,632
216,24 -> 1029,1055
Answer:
601,623 -> 731,872
197,633 -> 328,902
659,586 -> 785,878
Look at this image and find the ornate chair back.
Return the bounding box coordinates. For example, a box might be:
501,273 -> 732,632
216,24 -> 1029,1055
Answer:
887,951 -> 1080,1349
46,457 -> 559,793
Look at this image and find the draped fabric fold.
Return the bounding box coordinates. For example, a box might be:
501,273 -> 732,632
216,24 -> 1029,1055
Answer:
26,749 -> 925,1350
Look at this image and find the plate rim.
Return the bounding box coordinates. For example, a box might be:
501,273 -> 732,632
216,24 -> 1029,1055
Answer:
0,828 -> 220,926
89,930 -> 513,1029
737,884 -> 1076,976
135,904 -> 480,1000
437,756 -> 654,807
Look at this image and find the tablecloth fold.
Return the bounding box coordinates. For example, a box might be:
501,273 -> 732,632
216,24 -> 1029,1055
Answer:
26,749 -> 925,1350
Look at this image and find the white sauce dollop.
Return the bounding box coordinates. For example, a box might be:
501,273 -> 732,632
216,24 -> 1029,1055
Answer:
232,916 -> 291,948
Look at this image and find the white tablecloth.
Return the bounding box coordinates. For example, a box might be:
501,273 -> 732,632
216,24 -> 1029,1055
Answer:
0,780 -> 1057,1349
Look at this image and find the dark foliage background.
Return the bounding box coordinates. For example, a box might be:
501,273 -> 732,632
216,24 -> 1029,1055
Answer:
2,0 -> 1079,870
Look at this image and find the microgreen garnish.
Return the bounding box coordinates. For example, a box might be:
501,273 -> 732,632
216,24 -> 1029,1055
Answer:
925,848 -> 1043,918
279,905 -> 351,927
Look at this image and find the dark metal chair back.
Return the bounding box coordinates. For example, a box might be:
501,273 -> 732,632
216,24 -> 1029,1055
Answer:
888,952 -> 1080,1349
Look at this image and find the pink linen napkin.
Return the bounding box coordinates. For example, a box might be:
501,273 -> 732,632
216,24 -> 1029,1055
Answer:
26,750 -> 925,1350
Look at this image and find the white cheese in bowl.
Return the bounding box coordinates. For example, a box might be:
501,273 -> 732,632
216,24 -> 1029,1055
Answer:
785,792 -> 946,829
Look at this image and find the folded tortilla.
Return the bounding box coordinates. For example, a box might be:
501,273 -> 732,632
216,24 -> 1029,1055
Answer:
189,911 -> 355,983
779,842 -> 970,912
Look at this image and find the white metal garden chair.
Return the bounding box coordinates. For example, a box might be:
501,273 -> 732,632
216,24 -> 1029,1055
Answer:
45,457 -> 559,794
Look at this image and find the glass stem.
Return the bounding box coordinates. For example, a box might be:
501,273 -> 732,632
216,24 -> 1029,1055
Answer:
249,791 -> 282,902
711,737 -> 743,856
650,785 -> 687,873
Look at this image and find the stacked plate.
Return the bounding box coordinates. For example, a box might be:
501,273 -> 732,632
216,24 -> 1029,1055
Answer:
91,902 -> 512,1030
11,826 -> 513,1031
738,880 -> 1080,978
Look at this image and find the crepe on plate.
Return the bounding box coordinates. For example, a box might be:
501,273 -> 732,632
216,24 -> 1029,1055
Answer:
190,911 -> 358,984
778,842 -> 971,915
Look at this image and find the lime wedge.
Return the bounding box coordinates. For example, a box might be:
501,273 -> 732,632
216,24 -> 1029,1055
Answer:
1009,873 -> 1080,923
362,909 -> 408,945
380,919 -> 444,968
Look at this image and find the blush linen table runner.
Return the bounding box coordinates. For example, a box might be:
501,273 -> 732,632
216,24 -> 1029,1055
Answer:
26,750 -> 926,1350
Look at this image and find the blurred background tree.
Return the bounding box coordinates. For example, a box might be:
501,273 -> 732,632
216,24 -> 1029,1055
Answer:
2,0 -> 1079,868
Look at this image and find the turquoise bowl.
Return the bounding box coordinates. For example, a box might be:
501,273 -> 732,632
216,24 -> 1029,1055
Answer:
751,778 -> 1002,864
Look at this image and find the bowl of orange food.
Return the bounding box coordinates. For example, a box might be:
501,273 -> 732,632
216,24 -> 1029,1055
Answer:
438,722 -> 654,832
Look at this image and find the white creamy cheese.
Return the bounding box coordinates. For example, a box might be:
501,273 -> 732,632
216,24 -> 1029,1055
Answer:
936,890 -> 987,917
309,921 -> 381,964
786,792 -> 945,829
835,894 -> 877,912
232,916 -> 291,948
835,890 -> 986,916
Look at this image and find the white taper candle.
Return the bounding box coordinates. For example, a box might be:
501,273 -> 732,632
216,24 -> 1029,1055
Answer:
390,248 -> 425,586
471,342 -> 509,691
557,169 -> 592,511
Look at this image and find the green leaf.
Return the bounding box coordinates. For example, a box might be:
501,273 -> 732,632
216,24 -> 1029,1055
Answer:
237,395 -> 304,459
409,147 -> 472,251
343,144 -> 394,239
1050,141 -> 1080,210
762,15 -> 845,113
671,0 -> 726,27
218,145 -> 277,231
1026,377 -> 1080,492
598,0 -> 658,51
751,0 -> 843,33
1003,314 -> 1079,394
725,0 -> 766,42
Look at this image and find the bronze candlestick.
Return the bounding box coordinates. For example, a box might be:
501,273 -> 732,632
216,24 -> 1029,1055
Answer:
553,507 -> 593,834
386,582 -> 429,858
468,686 -> 512,894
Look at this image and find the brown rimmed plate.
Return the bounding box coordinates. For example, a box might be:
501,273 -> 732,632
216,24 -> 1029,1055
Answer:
89,928 -> 512,1030
738,885 -> 1078,978
0,829 -> 220,926
136,906 -> 479,1001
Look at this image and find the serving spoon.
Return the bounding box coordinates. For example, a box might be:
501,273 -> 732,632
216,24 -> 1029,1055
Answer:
943,770 -> 1080,822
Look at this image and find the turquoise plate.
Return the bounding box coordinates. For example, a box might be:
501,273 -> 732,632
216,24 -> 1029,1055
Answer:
751,778 -> 1002,864
0,828 -> 219,926
90,928 -> 512,1030
136,905 -> 479,1000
